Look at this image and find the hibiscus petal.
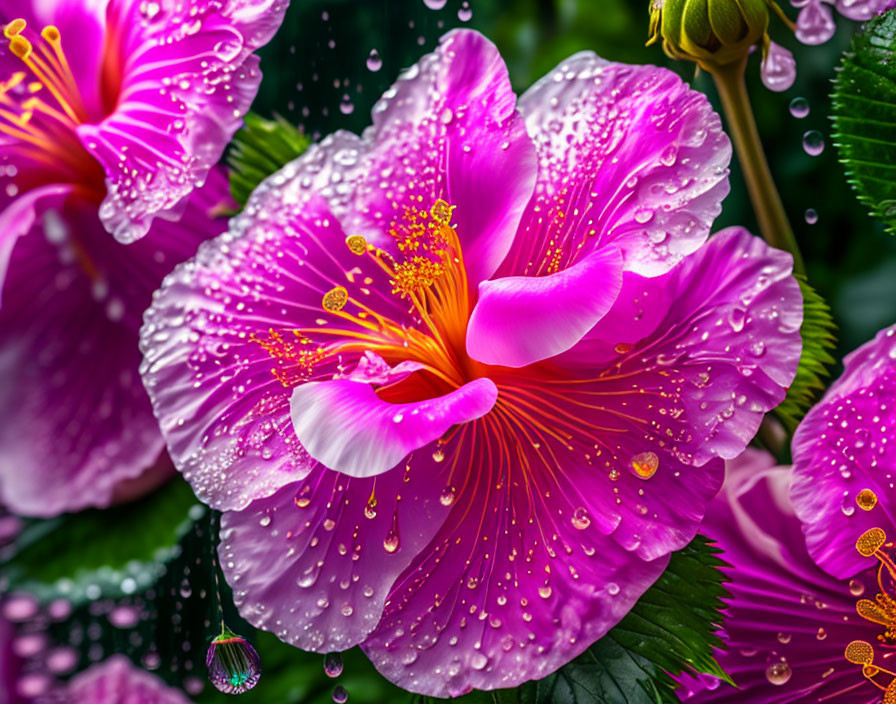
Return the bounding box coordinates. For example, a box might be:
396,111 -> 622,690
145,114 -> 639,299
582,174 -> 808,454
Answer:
503,52 -> 730,279
140,145 -> 419,511
791,324 -> 896,580
678,450 -> 881,704
465,247 -> 623,367
0,172 -> 227,516
77,0 -> 286,242
345,29 -> 537,288
360,423 -> 668,697
219,455 -> 451,652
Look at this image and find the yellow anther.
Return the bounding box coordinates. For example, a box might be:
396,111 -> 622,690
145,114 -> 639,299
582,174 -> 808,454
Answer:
857,528 -> 887,557
40,25 -> 61,43
3,19 -> 26,38
845,640 -> 875,665
345,235 -> 367,255
857,489 -> 879,512
9,35 -> 32,60
430,199 -> 454,224
322,286 -> 348,312
27,81 -> 42,93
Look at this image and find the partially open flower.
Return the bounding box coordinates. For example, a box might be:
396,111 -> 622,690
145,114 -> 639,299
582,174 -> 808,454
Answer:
648,0 -> 798,91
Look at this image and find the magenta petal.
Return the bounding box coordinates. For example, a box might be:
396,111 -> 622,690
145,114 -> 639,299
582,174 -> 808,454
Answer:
761,42 -> 797,92
466,247 -> 623,367
502,52 -> 730,279
346,29 -> 537,287
791,324 -> 896,580
679,450 -> 882,704
290,378 -> 497,478
360,429 -> 670,697
836,0 -> 881,20
571,228 -> 802,465
219,457 -> 451,652
0,183 -> 72,306
796,0 -> 838,45
65,655 -> 191,704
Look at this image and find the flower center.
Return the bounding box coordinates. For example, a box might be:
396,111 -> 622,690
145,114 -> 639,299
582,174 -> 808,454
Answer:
845,509 -> 896,699
1,19 -> 103,196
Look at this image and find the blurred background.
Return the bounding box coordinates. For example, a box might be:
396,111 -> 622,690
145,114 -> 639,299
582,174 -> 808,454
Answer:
3,1 -> 893,702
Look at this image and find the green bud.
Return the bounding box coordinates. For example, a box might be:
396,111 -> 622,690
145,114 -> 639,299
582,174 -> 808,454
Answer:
648,0 -> 790,72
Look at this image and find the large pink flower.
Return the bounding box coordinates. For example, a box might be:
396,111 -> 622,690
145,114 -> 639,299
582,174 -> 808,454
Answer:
63,656 -> 191,704
0,0 -> 286,264
140,30 -> 802,696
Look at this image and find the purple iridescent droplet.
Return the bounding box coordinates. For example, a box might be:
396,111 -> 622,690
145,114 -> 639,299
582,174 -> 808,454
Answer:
206,627 -> 261,694
761,42 -> 796,92
796,0 -> 837,45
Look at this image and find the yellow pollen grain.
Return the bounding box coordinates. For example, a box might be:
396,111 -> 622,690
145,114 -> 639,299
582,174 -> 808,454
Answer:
345,235 -> 367,255
857,489 -> 878,512
845,640 -> 874,665
322,286 -> 349,312
4,18 -> 26,38
9,35 -> 32,60
430,199 -> 454,224
857,527 -> 887,557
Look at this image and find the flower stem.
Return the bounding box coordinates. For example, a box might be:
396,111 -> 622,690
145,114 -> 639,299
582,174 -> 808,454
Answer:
712,59 -> 806,276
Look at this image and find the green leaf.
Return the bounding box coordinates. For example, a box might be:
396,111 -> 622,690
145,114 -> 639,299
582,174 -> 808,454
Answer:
831,9 -> 896,235
227,113 -> 311,206
775,275 -> 837,432
422,536 -> 730,704
1,477 -> 200,604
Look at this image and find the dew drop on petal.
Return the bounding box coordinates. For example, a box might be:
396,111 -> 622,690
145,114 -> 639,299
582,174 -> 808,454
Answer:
439,486 -> 456,507
849,579 -> 865,597
631,451 -> 659,480
607,582 -> 620,596
571,507 -> 591,530
802,130 -> 825,156
789,97 -> 810,119
324,652 -> 343,678
765,661 -> 792,686
366,49 -> 382,72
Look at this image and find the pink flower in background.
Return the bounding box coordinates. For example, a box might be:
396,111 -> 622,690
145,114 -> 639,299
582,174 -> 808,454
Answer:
140,30 -> 802,696
791,324 -> 896,579
64,656 -> 191,704
0,0 -> 287,516
792,0 -> 893,45
0,0 -> 286,263
676,450 -> 894,704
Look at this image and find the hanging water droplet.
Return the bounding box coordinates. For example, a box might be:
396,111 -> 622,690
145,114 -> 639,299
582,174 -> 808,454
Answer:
789,97 -> 810,119
458,1 -> 472,21
422,0 -> 447,8
631,451 -> 659,480
802,130 -> 825,157
366,49 -> 382,72
384,510 -> 400,553
324,652 -> 344,678
804,208 -> 818,225
333,685 -> 349,703
207,627 -> 261,694
765,661 -> 792,686
339,95 -> 354,115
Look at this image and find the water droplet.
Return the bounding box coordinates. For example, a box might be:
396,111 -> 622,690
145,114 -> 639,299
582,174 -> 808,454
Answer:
777,632 -> 792,644
789,97 -> 810,119
333,685 -> 349,703
765,661 -> 792,686
571,507 -> 591,530
816,627 -> 827,641
384,511 -> 400,553
857,489 -> 878,511
606,582 -> 620,596
805,208 -> 818,225
614,342 -> 633,355
458,1 -> 472,21
207,628 -> 261,694
439,486 -> 456,507
849,579 -> 866,597
631,451 -> 659,480
538,585 -> 552,599
423,0 -> 447,8
432,448 -> 445,463
471,652 -> 488,670
324,652 -> 344,677
339,96 -> 354,115
366,49 -> 382,72
802,130 -> 825,157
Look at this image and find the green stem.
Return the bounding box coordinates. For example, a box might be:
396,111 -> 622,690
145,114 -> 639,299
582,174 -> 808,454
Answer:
712,59 -> 806,276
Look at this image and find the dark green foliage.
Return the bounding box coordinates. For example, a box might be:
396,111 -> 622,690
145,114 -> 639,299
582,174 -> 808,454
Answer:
227,113 -> 310,206
832,10 -> 896,236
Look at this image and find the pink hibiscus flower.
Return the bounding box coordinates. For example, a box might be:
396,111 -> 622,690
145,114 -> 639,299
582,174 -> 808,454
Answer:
140,30 -> 803,696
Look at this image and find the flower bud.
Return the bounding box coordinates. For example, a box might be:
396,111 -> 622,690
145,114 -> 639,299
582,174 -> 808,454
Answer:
648,0 -> 791,72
